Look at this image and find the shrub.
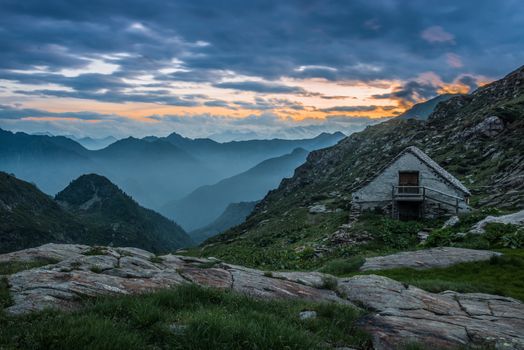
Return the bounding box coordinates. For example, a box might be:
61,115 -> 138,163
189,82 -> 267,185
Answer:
90,266 -> 103,273
83,247 -> 106,256
320,256 -> 365,276
502,228 -> 524,249
320,276 -> 338,291
373,218 -> 423,249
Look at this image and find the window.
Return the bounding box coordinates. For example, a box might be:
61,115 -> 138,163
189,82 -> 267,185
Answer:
398,171 -> 419,193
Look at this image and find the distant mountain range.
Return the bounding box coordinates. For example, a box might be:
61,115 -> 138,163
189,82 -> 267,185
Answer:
190,201 -> 258,244
31,132 -> 118,150
0,130 -> 345,211
72,136 -> 118,150
161,148 -> 310,231
145,131 -> 346,178
0,172 -> 192,253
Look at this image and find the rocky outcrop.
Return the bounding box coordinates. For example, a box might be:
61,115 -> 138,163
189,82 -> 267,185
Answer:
339,275 -> 524,350
459,115 -> 505,139
470,209 -> 524,234
359,247 -> 500,271
2,244 -> 523,349
3,244 -> 343,315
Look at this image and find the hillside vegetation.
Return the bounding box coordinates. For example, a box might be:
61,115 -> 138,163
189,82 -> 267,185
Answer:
0,172 -> 192,253
190,65 -> 524,270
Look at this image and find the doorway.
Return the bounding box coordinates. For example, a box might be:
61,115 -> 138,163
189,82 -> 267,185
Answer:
397,201 -> 421,220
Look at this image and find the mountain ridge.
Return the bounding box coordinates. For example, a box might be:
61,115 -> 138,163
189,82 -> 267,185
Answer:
161,147 -> 310,230
197,65 -> 524,267
0,172 -> 192,253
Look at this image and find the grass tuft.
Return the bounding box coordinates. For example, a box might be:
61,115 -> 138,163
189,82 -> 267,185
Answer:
0,284 -> 370,349
83,247 -> 106,256
320,276 -> 338,291
0,258 -> 59,275
320,256 -> 365,276
360,249 -> 524,301
149,256 -> 164,264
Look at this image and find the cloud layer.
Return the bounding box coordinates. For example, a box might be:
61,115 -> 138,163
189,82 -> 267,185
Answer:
0,0 -> 522,139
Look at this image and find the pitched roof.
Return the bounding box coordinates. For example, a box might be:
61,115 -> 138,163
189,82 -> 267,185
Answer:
398,146 -> 471,195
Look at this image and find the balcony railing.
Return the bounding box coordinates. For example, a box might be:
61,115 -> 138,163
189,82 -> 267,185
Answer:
392,185 -> 463,213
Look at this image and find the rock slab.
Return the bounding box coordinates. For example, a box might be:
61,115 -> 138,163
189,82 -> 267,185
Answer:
360,247 -> 500,271
2,244 -> 523,350
470,209 -> 524,234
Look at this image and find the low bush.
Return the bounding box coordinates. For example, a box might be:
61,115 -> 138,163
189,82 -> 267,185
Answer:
320,256 -> 365,276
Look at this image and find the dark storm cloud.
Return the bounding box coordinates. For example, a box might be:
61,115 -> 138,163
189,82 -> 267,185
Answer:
15,89 -> 199,106
458,75 -> 481,92
0,0 -> 523,105
372,80 -> 441,103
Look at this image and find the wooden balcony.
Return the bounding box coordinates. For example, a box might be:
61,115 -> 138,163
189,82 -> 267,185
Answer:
392,185 -> 463,213
392,186 -> 424,201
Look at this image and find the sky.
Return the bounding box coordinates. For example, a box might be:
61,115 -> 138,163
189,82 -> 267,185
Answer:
0,0 -> 522,141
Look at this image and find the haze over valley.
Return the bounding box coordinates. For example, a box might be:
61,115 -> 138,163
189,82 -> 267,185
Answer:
1,1 -> 523,349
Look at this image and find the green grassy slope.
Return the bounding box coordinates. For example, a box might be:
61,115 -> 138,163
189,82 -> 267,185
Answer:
0,284 -> 370,350
190,66 -> 524,272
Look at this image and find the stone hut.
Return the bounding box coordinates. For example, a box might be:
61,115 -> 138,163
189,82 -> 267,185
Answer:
351,146 -> 471,220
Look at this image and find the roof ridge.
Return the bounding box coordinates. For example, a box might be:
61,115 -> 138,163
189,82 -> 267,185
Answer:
404,146 -> 470,195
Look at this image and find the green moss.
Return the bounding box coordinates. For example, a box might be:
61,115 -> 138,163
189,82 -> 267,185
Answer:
83,247 -> 106,256
0,284 -> 370,349
149,256 -> 164,264
89,266 -> 103,274
0,258 -> 59,275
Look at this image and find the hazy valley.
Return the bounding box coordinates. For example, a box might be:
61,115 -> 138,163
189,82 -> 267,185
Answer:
1,1 -> 524,348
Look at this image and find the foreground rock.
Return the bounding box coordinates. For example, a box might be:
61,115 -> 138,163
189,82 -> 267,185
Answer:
340,275 -> 524,349
360,247 -> 500,271
2,244 -> 523,349
3,244 -> 343,315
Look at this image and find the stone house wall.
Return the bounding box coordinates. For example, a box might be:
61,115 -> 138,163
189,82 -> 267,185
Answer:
352,152 -> 469,215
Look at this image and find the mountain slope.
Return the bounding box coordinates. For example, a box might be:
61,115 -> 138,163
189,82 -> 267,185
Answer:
161,148 -> 310,231
56,174 -> 193,252
197,65 -> 524,267
0,172 -> 86,253
397,94 -> 456,120
190,201 -> 258,243
0,172 -> 192,253
159,131 -> 346,178
0,130 -> 344,211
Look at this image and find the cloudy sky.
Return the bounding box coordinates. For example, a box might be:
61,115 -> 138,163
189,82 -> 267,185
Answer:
0,0 -> 522,140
